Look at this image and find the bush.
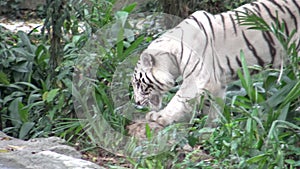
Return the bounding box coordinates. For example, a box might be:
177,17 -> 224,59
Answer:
124,6 -> 300,169
0,0 -> 299,168
156,0 -> 254,18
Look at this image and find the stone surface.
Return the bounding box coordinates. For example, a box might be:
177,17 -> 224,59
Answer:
0,131 -> 102,169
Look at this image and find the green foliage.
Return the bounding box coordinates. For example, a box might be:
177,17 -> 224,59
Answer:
0,0 -> 93,139
156,0 -> 255,18
126,152 -> 176,169
174,12 -> 300,169
0,28 -> 75,139
0,0 -> 124,140
1,0 -> 299,168
238,10 -> 300,78
196,0 -> 254,13
0,0 -> 23,17
79,0 -> 116,32
122,5 -> 300,169
71,3 -> 152,153
205,54 -> 298,168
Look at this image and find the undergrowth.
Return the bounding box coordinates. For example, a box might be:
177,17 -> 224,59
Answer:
0,0 -> 299,168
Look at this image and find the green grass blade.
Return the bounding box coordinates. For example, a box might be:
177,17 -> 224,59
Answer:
123,35 -> 144,58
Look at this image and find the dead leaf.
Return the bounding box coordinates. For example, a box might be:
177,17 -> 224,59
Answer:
0,149 -> 9,153
0,136 -> 12,141
7,145 -> 26,151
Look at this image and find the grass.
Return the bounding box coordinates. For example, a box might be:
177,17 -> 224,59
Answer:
1,1 -> 299,168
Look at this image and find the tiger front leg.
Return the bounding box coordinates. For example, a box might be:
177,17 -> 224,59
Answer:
145,78 -> 205,126
145,72 -> 223,127
145,94 -> 196,126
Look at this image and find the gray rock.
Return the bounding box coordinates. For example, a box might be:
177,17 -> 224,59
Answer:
0,131 -> 103,169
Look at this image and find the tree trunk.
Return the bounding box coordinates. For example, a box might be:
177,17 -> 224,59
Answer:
47,0 -> 66,79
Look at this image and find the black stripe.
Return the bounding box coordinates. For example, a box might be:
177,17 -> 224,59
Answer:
154,84 -> 164,91
268,0 -> 285,13
150,73 -> 164,88
262,31 -> 276,64
211,39 -> 224,81
283,20 -> 290,36
145,73 -> 154,84
189,15 -> 209,57
183,50 -> 193,74
180,29 -> 184,62
212,51 -> 217,81
141,78 -> 146,84
261,2 -> 276,22
152,81 -> 164,91
213,58 -> 223,82
242,7 -> 251,14
292,0 -> 300,15
201,36 -> 209,60
185,59 -> 200,79
226,56 -> 235,76
144,86 -> 151,94
164,51 -> 178,68
296,39 -> 300,51
229,14 -> 237,35
234,11 -> 241,24
197,61 -> 205,78
251,2 -> 261,12
242,31 -> 265,66
284,6 -> 298,30
235,55 -> 242,67
203,12 -> 215,40
253,8 -> 261,16
170,52 -> 180,74
220,14 -> 226,39
252,2 -> 263,17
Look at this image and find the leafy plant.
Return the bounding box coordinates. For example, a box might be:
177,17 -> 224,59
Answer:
157,0 -> 255,18
0,0 -> 91,139
177,11 -> 300,169
0,0 -> 23,17
125,6 -> 300,169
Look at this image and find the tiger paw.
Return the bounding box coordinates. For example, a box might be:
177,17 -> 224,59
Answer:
145,111 -> 174,126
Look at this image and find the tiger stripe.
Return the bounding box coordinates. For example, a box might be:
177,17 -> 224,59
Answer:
203,12 -> 215,40
285,6 -> 298,30
292,0 -> 300,14
242,31 -> 265,66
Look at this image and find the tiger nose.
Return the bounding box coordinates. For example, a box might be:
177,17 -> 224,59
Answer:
136,100 -> 142,105
134,100 -> 145,110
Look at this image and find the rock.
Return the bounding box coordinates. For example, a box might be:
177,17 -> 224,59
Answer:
0,131 -> 103,169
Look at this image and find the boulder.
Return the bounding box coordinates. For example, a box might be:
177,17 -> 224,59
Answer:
0,131 -> 103,169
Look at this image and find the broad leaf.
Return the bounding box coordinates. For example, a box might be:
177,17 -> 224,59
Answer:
19,122 -> 35,139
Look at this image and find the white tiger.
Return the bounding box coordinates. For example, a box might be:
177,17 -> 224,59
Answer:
131,0 -> 300,127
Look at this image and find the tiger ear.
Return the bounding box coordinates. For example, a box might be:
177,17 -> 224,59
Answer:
141,53 -> 154,67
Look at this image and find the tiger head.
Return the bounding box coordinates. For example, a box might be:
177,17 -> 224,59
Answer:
132,51 -> 176,111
